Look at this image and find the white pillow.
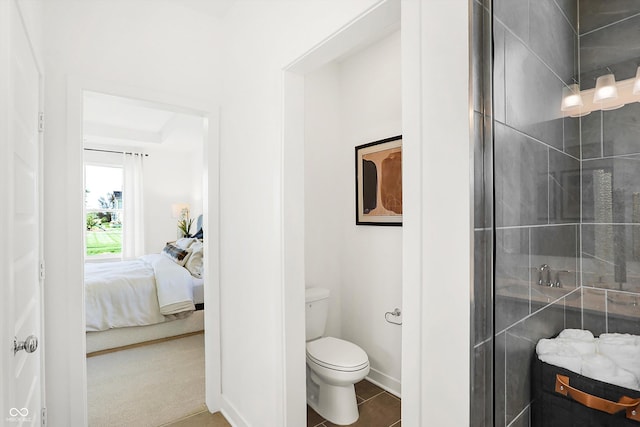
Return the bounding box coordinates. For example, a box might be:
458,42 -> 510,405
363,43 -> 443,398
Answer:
175,237 -> 196,250
184,241 -> 203,278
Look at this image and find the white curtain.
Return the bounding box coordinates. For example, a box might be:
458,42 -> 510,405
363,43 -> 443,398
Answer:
122,153 -> 145,258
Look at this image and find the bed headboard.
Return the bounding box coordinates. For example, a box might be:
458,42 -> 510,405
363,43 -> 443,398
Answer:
196,214 -> 203,232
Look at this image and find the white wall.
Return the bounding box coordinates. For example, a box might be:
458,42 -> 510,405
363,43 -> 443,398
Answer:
218,1 -> 382,425
42,2 -> 220,425
83,143 -> 203,254
143,141 -> 204,252
305,30 -> 402,394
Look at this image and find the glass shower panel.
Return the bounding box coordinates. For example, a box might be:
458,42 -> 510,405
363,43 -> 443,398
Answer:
478,0 -> 640,426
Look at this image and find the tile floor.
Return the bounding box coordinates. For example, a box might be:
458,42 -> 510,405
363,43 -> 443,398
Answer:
308,380 -> 401,427
162,379 -> 400,427
161,410 -> 231,427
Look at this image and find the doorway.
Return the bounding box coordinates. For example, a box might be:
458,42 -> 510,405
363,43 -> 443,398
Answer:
65,79 -> 221,424
81,91 -> 207,424
281,1 -> 401,424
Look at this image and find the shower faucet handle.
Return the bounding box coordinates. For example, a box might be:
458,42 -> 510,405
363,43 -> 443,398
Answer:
553,270 -> 570,288
538,264 -> 552,286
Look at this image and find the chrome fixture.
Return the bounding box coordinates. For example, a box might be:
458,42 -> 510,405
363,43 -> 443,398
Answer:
538,264 -> 552,286
553,270 -> 570,288
385,308 -> 402,325
14,335 -> 38,355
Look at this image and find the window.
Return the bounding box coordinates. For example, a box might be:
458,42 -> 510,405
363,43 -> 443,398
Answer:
85,165 -> 124,259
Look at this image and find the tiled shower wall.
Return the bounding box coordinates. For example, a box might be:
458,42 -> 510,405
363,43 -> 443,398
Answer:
473,0 -> 582,426
472,1 -> 640,426
577,0 -> 640,337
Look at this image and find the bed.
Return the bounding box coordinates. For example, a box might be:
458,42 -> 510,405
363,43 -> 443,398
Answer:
85,237 -> 205,354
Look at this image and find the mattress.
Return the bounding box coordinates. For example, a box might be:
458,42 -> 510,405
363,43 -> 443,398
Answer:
192,277 -> 205,305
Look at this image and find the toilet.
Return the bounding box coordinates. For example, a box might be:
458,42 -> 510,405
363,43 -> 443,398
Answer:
305,287 -> 370,425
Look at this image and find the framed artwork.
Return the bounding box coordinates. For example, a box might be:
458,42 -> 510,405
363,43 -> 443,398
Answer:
355,135 -> 402,226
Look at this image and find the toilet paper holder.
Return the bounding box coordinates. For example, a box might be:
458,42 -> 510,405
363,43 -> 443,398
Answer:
385,308 -> 402,325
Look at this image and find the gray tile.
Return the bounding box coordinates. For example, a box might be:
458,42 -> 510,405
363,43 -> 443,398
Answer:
582,155 -> 640,223
509,406 -> 531,427
582,225 -> 640,290
494,22 -> 506,124
580,110 -> 602,159
495,227 -> 530,332
474,112 -> 486,229
603,103 -> 640,157
504,32 -> 565,150
530,0 -> 577,83
505,302 -> 564,425
482,6 -> 493,118
578,0 -> 640,35
564,293 -> 583,330
483,113 -> 494,229
472,0 -> 484,115
494,0 -> 529,43
495,123 -> 549,227
472,341 -> 493,427
549,150 -> 580,224
474,229 -> 493,344
555,0 -> 578,31
606,290 -> 640,334
579,58 -> 639,91
563,116 -> 580,158
495,332 -> 507,427
582,287 -> 607,335
580,14 -> 640,77
530,225 -> 578,290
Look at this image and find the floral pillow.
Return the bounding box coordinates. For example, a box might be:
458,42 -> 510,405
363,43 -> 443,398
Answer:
162,243 -> 192,267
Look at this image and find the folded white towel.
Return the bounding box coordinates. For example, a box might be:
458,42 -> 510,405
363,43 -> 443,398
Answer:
597,333 -> 640,379
581,353 -> 616,378
559,329 -> 595,341
537,338 -> 580,356
537,339 -> 582,373
557,338 -> 596,356
599,333 -> 638,346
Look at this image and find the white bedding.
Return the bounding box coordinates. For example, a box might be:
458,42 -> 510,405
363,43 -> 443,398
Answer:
85,254 -> 196,332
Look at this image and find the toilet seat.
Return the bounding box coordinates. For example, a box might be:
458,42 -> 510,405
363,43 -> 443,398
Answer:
306,337 -> 369,372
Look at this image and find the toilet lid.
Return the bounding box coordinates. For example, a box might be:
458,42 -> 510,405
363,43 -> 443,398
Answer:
306,337 -> 369,371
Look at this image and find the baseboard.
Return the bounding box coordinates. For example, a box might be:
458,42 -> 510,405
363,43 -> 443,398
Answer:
366,367 -> 401,398
220,395 -> 250,427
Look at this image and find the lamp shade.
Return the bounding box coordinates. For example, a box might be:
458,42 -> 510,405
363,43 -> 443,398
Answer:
171,203 -> 190,218
633,66 -> 640,95
561,83 -> 583,111
593,73 -> 618,102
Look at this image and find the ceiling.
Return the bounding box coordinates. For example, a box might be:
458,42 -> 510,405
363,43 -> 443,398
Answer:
82,91 -> 204,152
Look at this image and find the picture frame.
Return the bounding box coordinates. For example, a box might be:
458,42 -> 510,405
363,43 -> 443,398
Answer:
355,135 -> 402,226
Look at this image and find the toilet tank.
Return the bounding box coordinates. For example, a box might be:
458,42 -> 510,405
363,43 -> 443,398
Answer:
305,287 -> 330,341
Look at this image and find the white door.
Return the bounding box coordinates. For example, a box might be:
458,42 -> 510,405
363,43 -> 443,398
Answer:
1,1 -> 44,425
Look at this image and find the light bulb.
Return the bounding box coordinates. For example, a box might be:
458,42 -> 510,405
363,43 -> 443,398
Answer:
561,84 -> 583,111
593,74 -> 618,102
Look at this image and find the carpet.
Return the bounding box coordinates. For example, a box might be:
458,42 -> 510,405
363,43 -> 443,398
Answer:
87,333 -> 206,427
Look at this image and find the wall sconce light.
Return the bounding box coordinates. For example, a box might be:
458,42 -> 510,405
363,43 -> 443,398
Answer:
561,70 -> 640,117
171,203 -> 192,238
171,203 -> 190,219
561,83 -> 584,111
593,74 -> 618,103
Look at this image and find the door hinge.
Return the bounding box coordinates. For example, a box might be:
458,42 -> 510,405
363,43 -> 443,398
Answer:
39,260 -> 45,280
41,407 -> 47,426
38,112 -> 44,133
